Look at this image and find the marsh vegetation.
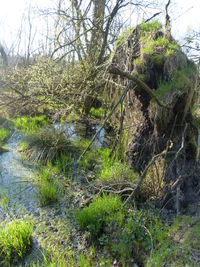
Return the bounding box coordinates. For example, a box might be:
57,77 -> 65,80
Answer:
0,0 -> 200,266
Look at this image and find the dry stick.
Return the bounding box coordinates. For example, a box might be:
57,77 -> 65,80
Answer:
78,82 -> 134,162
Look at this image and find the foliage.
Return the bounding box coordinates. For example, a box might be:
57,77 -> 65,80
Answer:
1,55 -> 105,118
37,162 -> 60,206
76,194 -> 124,237
99,160 -> 136,182
0,127 -> 10,146
0,218 -> 33,266
13,115 -> 49,134
112,210 -> 166,265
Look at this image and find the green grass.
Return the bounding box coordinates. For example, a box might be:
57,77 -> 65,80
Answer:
37,162 -> 60,206
98,148 -> 137,182
145,216 -> 200,266
0,219 -> 33,266
141,37 -> 179,56
139,20 -> 162,36
55,153 -> 73,175
0,127 -> 10,146
21,127 -> 73,164
99,161 -> 136,182
76,194 -> 124,237
13,115 -> 49,134
155,65 -> 195,100
89,107 -> 104,119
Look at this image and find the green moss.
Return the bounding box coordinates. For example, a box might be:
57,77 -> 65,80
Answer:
0,219 -> 33,266
133,57 -> 143,66
141,37 -> 179,57
155,65 -> 195,100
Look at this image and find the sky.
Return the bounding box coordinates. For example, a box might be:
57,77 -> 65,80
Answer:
0,0 -> 200,54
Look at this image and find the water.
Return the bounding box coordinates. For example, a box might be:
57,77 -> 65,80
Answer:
54,122 -> 106,147
0,123 -> 108,266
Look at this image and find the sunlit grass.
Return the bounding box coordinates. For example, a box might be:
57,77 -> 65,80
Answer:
0,218 -> 33,266
13,115 -> 49,134
76,194 -> 124,237
37,162 -> 60,206
0,127 -> 10,146
89,107 -> 104,119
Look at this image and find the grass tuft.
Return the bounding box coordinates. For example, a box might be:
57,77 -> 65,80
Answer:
13,115 -> 49,134
0,127 -> 11,146
37,162 -> 60,206
89,107 -> 104,119
0,219 -> 33,266
76,194 -> 124,237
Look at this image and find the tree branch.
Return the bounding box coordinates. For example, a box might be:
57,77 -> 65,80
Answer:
108,65 -> 171,109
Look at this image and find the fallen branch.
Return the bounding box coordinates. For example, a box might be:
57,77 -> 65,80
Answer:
108,65 -> 171,109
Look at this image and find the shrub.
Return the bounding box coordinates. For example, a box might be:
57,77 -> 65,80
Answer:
0,219 -> 33,266
76,195 -> 124,237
